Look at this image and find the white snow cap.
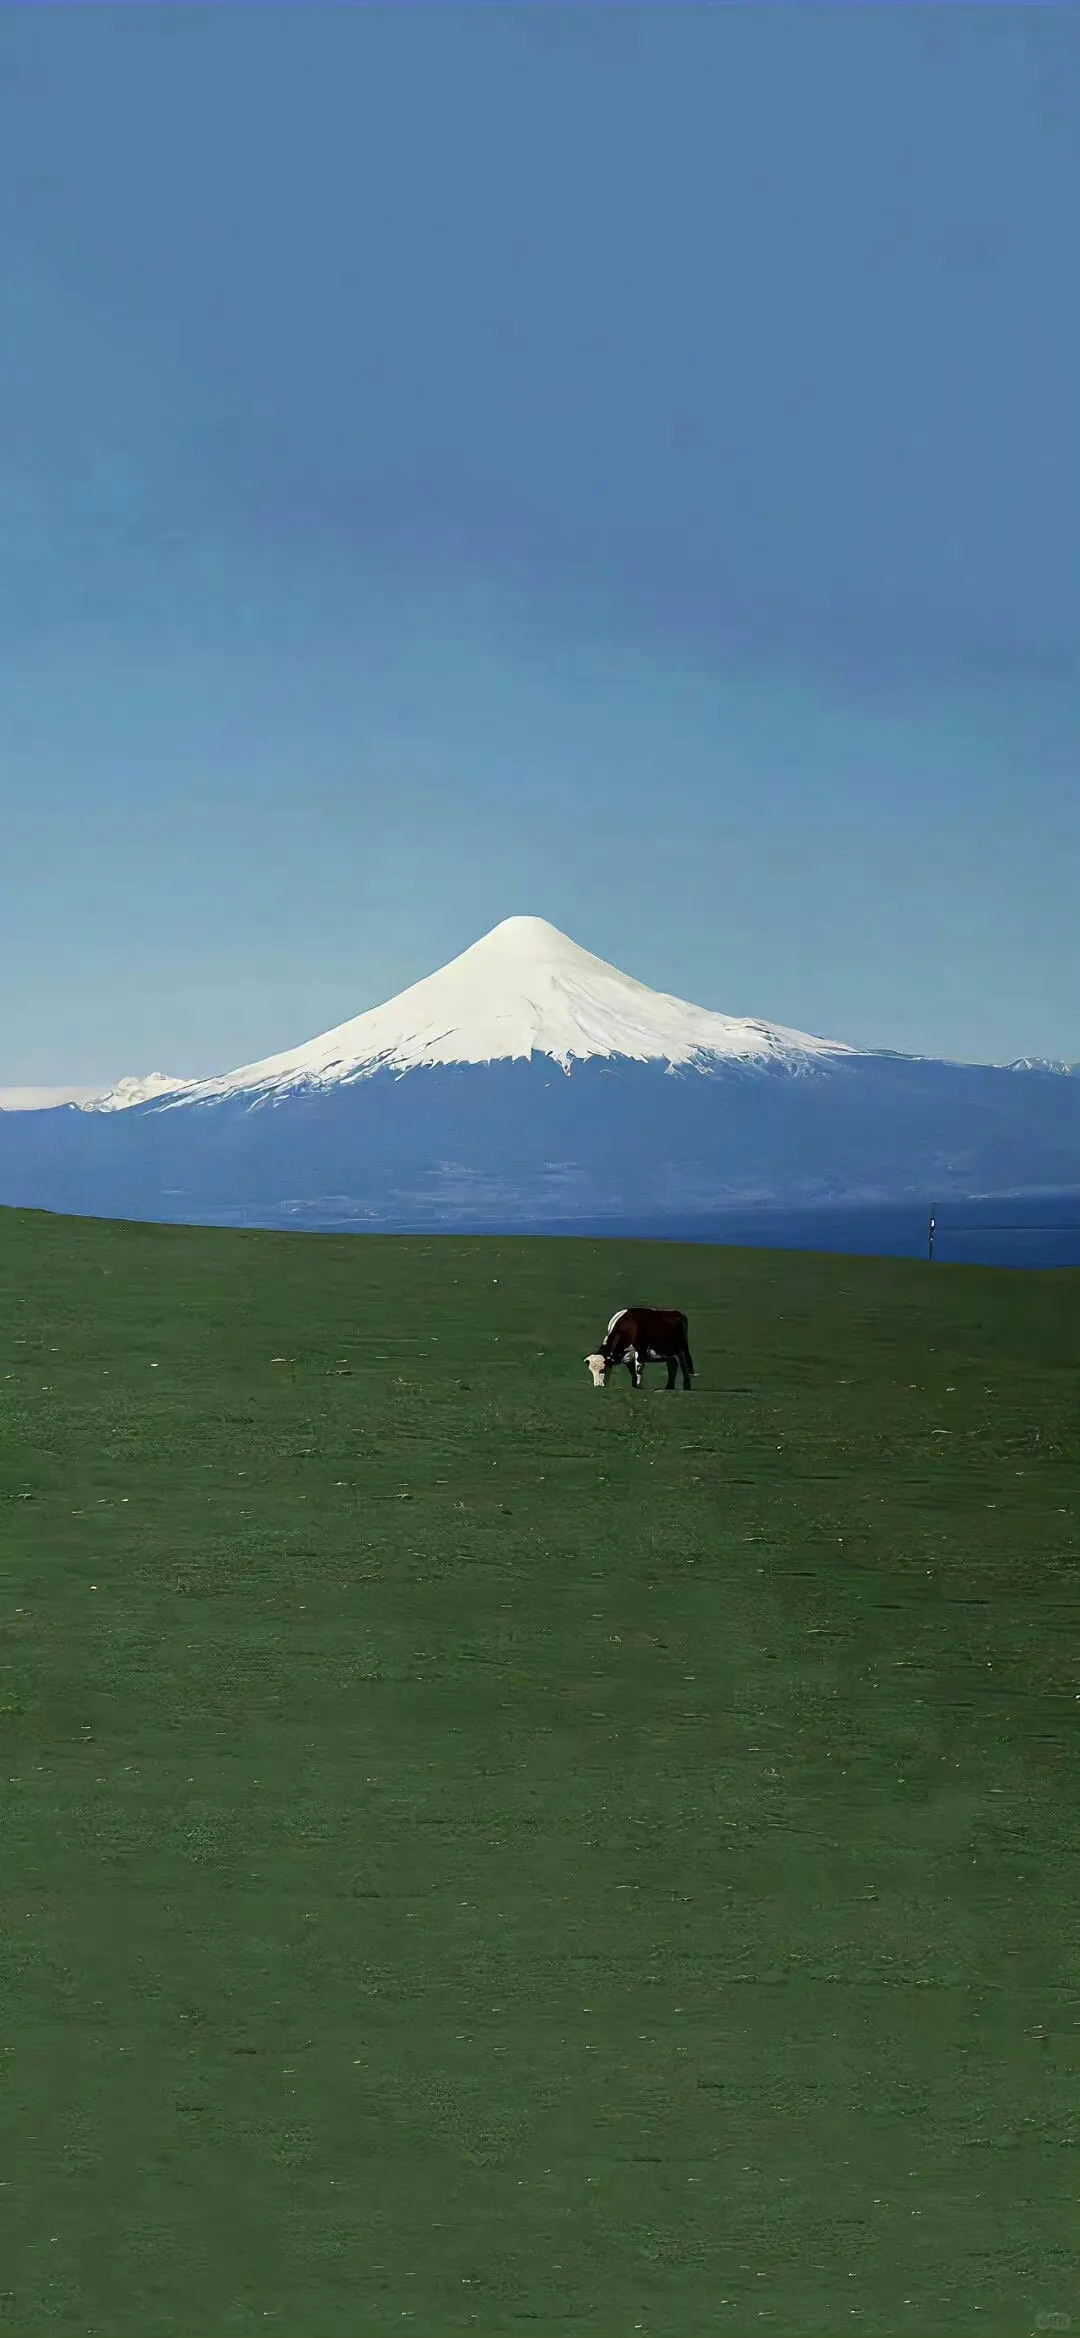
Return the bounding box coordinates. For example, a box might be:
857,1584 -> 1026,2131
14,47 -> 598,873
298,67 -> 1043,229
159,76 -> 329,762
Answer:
166,915 -> 852,1106
84,1073 -> 199,1113
0,1073 -> 194,1113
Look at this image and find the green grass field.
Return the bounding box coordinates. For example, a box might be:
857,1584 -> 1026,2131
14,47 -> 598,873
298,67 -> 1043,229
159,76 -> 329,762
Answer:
1,1207 -> 1078,2336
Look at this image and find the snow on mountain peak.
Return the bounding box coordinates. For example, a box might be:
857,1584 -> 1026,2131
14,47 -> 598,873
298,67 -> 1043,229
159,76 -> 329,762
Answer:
162,915 -> 852,1107
84,1072 -> 199,1113
0,1072 -> 195,1114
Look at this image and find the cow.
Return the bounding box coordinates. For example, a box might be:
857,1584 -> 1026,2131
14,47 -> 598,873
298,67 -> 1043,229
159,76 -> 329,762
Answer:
584,1307 -> 694,1391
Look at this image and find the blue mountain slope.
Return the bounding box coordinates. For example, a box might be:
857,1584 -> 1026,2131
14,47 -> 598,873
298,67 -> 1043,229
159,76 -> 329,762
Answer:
1,1053 -> 1078,1234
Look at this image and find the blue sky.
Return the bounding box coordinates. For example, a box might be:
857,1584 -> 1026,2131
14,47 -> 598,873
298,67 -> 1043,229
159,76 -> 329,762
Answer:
1,1 -> 1077,1084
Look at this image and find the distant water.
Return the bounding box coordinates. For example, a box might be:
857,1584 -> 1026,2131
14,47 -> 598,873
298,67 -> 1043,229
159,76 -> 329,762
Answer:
564,1193 -> 1080,1269
256,1190 -> 1080,1266
51,1182 -> 1078,1268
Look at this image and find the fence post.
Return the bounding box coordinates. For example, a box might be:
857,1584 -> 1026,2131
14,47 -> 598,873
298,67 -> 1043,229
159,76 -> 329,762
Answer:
928,1213 -> 936,1263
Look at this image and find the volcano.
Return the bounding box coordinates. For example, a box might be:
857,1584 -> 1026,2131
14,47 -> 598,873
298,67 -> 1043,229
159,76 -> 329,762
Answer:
1,916 -> 1077,1234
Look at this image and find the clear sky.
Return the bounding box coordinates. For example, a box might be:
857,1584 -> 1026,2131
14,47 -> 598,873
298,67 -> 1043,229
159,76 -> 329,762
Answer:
1,1 -> 1077,1085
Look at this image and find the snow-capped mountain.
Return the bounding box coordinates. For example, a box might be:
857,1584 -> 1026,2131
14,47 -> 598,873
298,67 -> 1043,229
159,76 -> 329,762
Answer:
0,916 -> 1077,1239
85,1072 -> 198,1113
0,1073 -> 195,1114
163,916 -> 852,1106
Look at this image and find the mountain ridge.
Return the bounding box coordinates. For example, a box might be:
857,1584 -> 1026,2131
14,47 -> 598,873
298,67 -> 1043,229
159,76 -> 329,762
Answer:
157,915 -> 853,1108
0,917 -> 1076,1237
3,919 -> 1073,1111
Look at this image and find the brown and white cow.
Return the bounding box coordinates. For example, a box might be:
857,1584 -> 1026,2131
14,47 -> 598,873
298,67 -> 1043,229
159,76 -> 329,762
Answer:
585,1307 -> 694,1391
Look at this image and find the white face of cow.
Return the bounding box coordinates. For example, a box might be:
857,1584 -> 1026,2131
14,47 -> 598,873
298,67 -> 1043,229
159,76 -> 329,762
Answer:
584,1352 -> 608,1388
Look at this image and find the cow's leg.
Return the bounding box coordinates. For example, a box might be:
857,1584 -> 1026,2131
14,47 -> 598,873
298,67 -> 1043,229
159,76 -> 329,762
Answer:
680,1346 -> 694,1390
626,1349 -> 642,1389
665,1355 -> 678,1389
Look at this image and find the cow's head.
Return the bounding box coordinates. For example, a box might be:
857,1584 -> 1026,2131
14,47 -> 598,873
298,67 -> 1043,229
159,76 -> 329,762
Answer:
584,1351 -> 610,1388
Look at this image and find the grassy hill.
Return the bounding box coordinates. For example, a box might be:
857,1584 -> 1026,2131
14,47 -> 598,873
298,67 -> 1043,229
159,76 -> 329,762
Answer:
1,1206 -> 1078,2335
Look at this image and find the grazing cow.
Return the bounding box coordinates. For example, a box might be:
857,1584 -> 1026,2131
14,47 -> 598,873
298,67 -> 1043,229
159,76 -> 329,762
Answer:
584,1306 -> 694,1391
